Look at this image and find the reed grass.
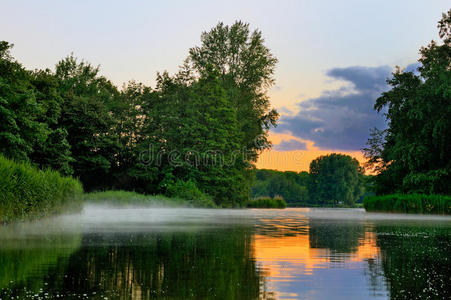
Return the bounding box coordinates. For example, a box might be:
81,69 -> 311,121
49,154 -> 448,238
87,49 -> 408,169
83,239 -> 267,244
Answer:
0,155 -> 83,223
363,193 -> 451,215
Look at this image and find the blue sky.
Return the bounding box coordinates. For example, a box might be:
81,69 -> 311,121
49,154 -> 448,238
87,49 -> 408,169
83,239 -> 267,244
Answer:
1,0 -> 449,156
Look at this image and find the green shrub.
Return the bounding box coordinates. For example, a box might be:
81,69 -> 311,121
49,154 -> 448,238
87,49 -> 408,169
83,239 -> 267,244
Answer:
165,180 -> 216,208
0,155 -> 83,223
246,195 -> 287,209
363,194 -> 451,215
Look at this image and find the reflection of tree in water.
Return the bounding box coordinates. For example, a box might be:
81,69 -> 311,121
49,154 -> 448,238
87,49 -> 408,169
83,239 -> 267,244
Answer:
254,216 -> 309,238
0,234 -> 81,298
308,220 -> 366,254
32,227 -> 267,299
373,225 -> 451,300
364,257 -> 387,298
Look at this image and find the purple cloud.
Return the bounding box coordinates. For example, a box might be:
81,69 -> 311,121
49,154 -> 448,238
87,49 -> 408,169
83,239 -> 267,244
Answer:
275,65 -> 394,150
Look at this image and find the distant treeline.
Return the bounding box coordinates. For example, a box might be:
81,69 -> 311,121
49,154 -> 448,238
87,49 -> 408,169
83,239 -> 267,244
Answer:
252,154 -> 372,207
0,21 -> 278,207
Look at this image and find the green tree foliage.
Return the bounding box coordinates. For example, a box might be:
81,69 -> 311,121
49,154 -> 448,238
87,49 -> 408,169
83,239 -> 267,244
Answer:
55,55 -> 122,190
28,69 -> 73,175
0,42 -> 73,175
364,10 -> 451,195
0,42 -> 48,162
308,154 -> 364,206
186,21 -> 279,161
129,22 -> 279,206
252,169 -> 310,206
0,21 -> 278,207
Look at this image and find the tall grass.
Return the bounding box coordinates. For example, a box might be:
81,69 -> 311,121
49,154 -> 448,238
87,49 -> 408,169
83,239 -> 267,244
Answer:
84,190 -> 216,208
0,156 -> 83,223
363,194 -> 451,215
246,196 -> 287,209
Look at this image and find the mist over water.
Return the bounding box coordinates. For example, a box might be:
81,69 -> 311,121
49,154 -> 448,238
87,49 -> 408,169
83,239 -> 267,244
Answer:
1,206 -> 450,299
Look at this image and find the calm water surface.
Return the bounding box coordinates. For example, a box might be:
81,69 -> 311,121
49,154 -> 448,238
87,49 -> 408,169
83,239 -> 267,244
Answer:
0,207 -> 450,299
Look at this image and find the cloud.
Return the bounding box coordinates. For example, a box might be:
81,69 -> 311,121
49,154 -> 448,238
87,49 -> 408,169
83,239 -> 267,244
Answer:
405,62 -> 421,74
276,65 -> 393,151
274,139 -> 307,151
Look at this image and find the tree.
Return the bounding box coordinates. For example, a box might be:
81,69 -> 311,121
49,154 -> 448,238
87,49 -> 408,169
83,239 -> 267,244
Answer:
0,42 -> 48,162
252,169 -> 311,206
28,69 -> 73,175
110,81 -> 154,190
308,154 -> 364,206
364,10 -> 451,195
130,22 -> 279,206
186,21 -> 279,161
55,55 -> 121,190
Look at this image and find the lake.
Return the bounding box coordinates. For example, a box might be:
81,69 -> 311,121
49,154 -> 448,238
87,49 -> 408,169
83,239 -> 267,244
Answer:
0,206 -> 450,299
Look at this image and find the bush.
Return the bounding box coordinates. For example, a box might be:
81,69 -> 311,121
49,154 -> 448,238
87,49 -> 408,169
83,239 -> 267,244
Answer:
165,180 -> 216,208
246,195 -> 287,209
363,194 -> 451,215
0,155 -> 83,223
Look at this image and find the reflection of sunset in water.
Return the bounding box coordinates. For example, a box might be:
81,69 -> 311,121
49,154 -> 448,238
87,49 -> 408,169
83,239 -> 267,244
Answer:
252,215 -> 382,299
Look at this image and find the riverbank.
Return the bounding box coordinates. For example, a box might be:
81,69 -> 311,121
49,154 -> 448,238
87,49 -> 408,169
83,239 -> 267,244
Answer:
0,156 -> 83,223
84,190 -> 216,208
246,196 -> 287,208
287,203 -> 364,208
364,194 -> 451,215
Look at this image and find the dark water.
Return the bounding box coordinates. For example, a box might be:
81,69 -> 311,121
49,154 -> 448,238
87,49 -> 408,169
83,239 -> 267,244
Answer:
0,207 -> 450,299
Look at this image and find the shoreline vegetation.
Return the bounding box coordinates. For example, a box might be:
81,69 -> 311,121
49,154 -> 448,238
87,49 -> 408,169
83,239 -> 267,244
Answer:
0,156 -> 83,223
364,194 -> 451,215
86,191 -> 289,209
246,196 -> 287,209
84,190 -> 215,208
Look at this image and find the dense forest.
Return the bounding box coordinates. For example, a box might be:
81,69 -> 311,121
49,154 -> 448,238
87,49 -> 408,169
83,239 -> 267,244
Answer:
0,21 -> 278,207
363,10 -> 451,196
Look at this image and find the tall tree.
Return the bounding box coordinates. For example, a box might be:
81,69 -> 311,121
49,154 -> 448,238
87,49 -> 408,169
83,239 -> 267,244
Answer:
55,55 -> 121,190
308,154 -> 364,206
186,21 -> 279,160
28,69 -> 73,175
364,10 -> 451,194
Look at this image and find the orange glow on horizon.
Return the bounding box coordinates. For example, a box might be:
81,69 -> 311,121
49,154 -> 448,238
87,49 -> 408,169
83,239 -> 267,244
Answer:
256,132 -> 368,172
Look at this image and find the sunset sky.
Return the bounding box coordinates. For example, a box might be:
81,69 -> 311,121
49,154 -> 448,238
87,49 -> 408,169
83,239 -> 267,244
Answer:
2,0 -> 449,172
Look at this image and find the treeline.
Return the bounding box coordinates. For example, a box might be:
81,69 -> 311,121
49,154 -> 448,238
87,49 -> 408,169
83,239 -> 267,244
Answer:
252,169 -> 309,206
363,11 -> 451,196
0,21 -> 278,207
252,153 -> 369,207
